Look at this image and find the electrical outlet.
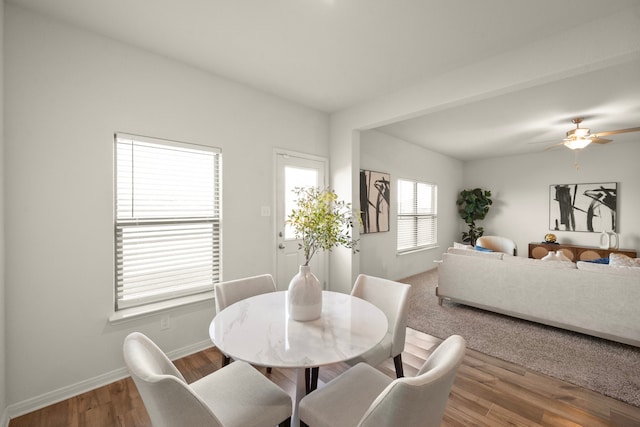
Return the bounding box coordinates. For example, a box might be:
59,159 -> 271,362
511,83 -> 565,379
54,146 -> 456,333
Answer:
160,315 -> 171,330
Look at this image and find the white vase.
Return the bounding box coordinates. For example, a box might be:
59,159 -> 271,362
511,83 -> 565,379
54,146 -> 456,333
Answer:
287,265 -> 322,321
599,230 -> 610,249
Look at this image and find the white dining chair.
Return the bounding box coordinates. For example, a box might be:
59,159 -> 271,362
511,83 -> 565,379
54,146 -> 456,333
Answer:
299,335 -> 466,427
215,274 -> 277,369
306,274 -> 411,393
348,274 -> 411,377
123,332 -> 292,427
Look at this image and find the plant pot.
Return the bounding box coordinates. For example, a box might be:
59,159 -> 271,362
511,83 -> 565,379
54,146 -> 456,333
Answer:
287,265 -> 322,321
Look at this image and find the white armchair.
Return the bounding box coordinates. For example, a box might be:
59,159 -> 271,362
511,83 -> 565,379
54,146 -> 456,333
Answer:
476,235 -> 517,255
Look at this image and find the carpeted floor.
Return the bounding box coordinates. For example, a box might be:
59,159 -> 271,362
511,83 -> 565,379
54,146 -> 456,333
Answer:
402,268 -> 640,407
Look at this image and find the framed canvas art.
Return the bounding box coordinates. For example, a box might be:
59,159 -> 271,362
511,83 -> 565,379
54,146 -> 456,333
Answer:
359,169 -> 390,233
549,182 -> 617,232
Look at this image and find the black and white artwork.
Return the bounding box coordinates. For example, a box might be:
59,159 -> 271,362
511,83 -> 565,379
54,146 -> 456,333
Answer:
360,169 -> 390,233
549,182 -> 617,232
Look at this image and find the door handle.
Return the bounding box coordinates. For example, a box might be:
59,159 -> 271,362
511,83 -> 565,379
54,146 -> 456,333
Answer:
279,244 -> 285,249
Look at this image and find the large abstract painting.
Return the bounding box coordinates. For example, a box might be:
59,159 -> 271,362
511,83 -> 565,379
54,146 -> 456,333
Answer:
360,169 -> 390,233
549,182 -> 617,232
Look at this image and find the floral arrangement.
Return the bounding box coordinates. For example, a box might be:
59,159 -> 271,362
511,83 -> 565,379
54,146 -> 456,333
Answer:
287,187 -> 359,266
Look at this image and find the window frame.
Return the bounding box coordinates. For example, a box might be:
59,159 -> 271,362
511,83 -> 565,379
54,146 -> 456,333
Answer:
112,133 -> 222,319
396,178 -> 438,253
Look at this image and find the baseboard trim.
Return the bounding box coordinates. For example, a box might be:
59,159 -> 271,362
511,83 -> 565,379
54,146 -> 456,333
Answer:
5,339 -> 213,421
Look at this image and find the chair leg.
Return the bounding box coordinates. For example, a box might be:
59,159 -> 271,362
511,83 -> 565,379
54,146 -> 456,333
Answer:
279,417 -> 291,427
223,355 -> 231,367
267,367 -> 272,374
305,367 -> 319,393
393,354 -> 404,378
311,367 -> 318,391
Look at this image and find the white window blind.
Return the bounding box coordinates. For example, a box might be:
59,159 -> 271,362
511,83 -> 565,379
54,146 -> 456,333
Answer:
397,179 -> 437,252
115,133 -> 221,310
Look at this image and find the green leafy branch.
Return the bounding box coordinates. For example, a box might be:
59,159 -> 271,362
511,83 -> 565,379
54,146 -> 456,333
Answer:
287,187 -> 359,266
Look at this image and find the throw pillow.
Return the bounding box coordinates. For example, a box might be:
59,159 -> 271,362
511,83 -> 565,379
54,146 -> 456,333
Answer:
609,253 -> 640,268
474,245 -> 494,252
453,242 -> 473,250
584,257 -> 609,264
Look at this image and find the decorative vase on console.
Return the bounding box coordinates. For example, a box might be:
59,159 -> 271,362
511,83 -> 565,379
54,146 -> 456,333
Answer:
600,230 -> 619,250
286,187 -> 359,322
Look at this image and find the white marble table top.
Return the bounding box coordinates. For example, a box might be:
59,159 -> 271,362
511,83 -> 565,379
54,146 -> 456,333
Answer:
209,290 -> 388,369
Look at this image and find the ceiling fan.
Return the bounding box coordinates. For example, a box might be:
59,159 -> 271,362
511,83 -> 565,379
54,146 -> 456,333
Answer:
550,117 -> 640,150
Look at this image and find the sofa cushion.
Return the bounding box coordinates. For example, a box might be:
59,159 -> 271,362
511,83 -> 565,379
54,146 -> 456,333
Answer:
577,261 -> 640,277
503,255 -> 577,269
447,247 -> 504,260
609,253 -> 640,268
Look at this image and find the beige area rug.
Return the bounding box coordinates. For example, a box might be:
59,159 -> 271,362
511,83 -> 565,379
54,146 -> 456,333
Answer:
402,269 -> 640,407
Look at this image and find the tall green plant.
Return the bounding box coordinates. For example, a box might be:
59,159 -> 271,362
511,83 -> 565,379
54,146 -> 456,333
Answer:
456,188 -> 492,245
287,187 -> 359,266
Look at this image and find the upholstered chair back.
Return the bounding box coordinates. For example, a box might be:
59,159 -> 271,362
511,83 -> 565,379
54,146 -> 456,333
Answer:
359,335 -> 466,427
214,274 -> 277,313
123,332 -> 223,427
351,274 -> 411,362
476,235 -> 517,255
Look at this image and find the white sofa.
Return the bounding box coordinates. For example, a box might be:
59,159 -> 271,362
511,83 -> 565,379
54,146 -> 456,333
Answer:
436,248 -> 640,347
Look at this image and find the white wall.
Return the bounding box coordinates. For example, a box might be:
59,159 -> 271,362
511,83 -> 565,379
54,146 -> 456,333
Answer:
359,130 -> 462,280
463,142 -> 640,255
4,4 -> 328,411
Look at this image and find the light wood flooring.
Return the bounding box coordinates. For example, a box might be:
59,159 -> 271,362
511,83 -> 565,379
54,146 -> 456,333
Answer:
9,328 -> 640,426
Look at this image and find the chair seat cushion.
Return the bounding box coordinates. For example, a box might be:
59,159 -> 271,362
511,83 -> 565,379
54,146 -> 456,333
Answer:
190,360 -> 291,427
299,362 -> 393,427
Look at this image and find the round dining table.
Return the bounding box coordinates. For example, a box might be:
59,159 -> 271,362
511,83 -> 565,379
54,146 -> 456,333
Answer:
209,290 -> 388,427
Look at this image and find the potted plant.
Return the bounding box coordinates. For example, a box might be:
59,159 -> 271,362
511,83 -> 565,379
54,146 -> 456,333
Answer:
286,187 -> 358,321
456,188 -> 492,246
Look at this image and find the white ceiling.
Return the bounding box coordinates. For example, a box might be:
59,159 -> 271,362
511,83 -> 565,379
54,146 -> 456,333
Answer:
8,0 -> 640,160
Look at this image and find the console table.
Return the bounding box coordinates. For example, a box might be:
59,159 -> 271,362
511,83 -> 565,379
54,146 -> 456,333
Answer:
528,242 -> 637,261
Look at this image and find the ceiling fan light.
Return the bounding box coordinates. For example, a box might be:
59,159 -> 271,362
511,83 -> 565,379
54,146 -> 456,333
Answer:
564,137 -> 591,150
566,127 -> 590,138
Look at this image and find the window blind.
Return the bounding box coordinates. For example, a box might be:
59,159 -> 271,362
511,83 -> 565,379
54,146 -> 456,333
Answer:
397,179 -> 437,252
115,133 -> 221,310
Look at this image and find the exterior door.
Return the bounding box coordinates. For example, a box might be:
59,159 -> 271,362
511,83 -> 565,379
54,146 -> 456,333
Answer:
275,152 -> 328,291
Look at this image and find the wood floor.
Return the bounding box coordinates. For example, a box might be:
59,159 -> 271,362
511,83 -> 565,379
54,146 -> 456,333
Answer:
9,328 -> 640,426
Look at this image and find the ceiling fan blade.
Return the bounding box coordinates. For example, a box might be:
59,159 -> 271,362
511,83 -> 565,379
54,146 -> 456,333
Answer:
593,127 -> 640,138
590,137 -> 612,144
544,142 -> 565,151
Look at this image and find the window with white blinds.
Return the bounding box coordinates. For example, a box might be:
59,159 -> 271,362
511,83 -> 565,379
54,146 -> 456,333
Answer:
397,179 -> 437,252
114,133 -> 221,311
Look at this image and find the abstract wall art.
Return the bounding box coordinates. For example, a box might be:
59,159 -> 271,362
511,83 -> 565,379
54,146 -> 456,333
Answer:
549,182 -> 617,232
359,169 -> 390,233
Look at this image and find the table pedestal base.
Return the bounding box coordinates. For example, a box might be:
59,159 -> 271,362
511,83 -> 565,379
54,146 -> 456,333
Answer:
292,368 -> 305,427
